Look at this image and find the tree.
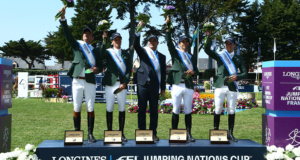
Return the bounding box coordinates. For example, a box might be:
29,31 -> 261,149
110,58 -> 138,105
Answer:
234,0 -> 261,72
0,38 -> 51,69
44,28 -> 74,69
105,0 -> 159,53
157,0 -> 249,57
258,0 -> 300,61
71,0 -> 113,47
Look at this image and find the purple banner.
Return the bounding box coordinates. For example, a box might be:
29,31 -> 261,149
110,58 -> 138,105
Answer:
262,67 -> 300,111
262,114 -> 300,148
0,64 -> 12,110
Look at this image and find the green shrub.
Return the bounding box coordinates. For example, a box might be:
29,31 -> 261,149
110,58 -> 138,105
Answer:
204,81 -> 210,89
160,90 -> 172,100
42,88 -> 59,98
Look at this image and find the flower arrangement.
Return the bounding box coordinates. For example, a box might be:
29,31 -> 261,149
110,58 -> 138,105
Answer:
236,98 -> 258,109
238,80 -> 250,85
255,81 -> 262,85
55,0 -> 75,21
126,92 -> 257,114
199,93 -> 214,99
201,22 -> 217,33
97,20 -> 112,44
0,144 -> 38,160
160,103 -> 175,114
161,5 -> 177,30
266,144 -> 300,160
134,13 -> 150,33
62,95 -> 68,99
127,103 -> 139,113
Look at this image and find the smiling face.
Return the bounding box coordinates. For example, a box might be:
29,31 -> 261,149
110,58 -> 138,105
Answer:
82,31 -> 94,44
148,38 -> 159,51
225,41 -> 236,53
179,39 -> 189,52
112,36 -> 122,49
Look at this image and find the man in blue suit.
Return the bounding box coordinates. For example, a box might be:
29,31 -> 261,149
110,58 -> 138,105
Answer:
133,21 -> 166,141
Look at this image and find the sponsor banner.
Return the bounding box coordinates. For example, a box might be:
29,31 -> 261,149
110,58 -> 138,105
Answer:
0,64 -> 12,110
0,114 -> 12,153
37,139 -> 266,160
262,114 -> 300,148
262,63 -> 300,111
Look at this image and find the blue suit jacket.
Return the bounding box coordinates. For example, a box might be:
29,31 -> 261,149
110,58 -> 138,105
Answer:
133,35 -> 166,92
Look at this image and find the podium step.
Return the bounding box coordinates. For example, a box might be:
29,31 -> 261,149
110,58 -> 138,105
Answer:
37,139 -> 266,160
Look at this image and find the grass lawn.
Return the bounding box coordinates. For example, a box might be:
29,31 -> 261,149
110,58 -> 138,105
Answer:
9,97 -> 265,150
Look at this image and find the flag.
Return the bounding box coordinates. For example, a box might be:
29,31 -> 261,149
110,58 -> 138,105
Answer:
258,41 -> 261,60
273,38 -> 276,54
210,38 -> 217,52
236,41 -> 241,55
192,26 -> 199,47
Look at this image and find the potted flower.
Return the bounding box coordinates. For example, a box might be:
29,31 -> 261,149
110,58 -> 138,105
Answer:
57,95 -> 68,103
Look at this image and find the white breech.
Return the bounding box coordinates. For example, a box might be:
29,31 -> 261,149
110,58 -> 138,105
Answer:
214,86 -> 238,115
105,81 -> 127,112
72,78 -> 96,112
171,83 -> 194,115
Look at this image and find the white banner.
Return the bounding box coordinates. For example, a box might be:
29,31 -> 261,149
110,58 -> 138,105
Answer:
176,48 -> 193,71
107,48 -> 127,76
144,47 -> 161,85
18,72 -> 28,98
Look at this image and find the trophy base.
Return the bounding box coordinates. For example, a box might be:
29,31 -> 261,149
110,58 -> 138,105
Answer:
135,129 -> 154,144
169,129 -> 187,143
64,130 -> 84,146
104,130 -> 122,145
209,129 -> 230,144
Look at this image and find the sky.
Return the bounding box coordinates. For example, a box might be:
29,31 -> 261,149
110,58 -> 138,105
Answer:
0,0 -> 258,66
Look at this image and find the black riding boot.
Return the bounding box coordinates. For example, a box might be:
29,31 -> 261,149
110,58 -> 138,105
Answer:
88,116 -> 97,143
106,111 -> 113,131
119,111 -> 127,142
214,114 -> 221,130
185,113 -> 195,142
228,114 -> 238,142
73,117 -> 81,131
172,113 -> 179,129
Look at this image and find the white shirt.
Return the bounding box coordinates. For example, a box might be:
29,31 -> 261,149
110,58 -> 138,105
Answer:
228,51 -> 235,59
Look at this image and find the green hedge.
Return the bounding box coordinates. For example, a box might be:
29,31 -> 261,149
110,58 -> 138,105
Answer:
13,69 -> 68,75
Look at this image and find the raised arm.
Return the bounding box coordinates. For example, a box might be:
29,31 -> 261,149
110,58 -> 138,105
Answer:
165,17 -> 177,58
133,21 -> 146,58
100,31 -> 109,58
59,7 -> 78,49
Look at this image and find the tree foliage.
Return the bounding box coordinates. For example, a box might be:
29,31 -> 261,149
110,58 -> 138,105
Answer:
257,0 -> 300,61
0,38 -> 51,69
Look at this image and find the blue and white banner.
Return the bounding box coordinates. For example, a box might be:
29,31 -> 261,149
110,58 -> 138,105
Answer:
77,40 -> 96,68
219,50 -> 239,90
107,48 -> 126,76
176,48 -> 193,71
144,47 -> 161,84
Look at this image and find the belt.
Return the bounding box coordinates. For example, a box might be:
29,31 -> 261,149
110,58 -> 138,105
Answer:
146,81 -> 150,84
76,77 -> 85,80
180,80 -> 185,83
116,79 -> 120,82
